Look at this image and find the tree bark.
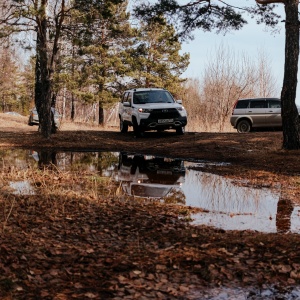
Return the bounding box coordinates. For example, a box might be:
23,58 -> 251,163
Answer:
35,0 -> 65,138
71,93 -> 75,121
281,0 -> 300,149
99,101 -> 104,125
35,1 -> 52,139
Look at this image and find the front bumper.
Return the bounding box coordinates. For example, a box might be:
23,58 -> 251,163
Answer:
140,116 -> 187,130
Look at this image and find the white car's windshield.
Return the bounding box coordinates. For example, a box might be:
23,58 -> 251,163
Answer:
133,91 -> 175,104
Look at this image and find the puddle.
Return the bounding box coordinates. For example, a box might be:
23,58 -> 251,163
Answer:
9,181 -> 35,195
190,285 -> 300,299
2,149 -> 300,234
182,166 -> 299,233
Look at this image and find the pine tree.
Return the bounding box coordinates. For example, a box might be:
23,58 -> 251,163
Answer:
60,0 -> 133,125
129,17 -> 190,96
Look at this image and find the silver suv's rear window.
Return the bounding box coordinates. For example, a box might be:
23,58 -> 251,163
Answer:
249,100 -> 267,108
236,100 -> 250,109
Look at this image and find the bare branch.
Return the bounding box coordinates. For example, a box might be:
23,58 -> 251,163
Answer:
256,0 -> 285,4
179,0 -> 209,9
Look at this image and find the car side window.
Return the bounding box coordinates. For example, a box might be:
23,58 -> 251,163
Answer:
268,100 -> 281,108
236,100 -> 250,109
122,92 -> 128,103
250,100 -> 267,108
127,92 -> 133,105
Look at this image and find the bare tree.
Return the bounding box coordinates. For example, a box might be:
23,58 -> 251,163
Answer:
0,0 -> 69,138
181,44 -> 278,132
180,79 -> 203,131
201,44 -> 257,131
255,48 -> 278,97
0,40 -> 20,112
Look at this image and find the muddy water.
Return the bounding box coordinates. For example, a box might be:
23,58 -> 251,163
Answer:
3,149 -> 300,234
3,149 -> 300,299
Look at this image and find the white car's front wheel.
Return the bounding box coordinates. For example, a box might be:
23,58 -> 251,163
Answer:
176,126 -> 185,135
120,118 -> 128,133
133,119 -> 143,137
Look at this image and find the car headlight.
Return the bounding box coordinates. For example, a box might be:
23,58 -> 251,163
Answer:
138,108 -> 153,113
177,106 -> 186,116
177,106 -> 185,111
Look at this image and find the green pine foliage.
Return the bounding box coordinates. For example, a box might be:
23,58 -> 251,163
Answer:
58,0 -> 133,108
128,16 -> 190,96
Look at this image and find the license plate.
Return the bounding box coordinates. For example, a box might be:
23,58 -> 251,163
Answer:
157,170 -> 172,175
158,119 -> 173,123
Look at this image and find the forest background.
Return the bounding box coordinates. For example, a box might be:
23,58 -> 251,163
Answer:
0,0 -> 280,133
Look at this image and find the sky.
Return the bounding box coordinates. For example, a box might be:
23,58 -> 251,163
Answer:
178,2 -> 300,105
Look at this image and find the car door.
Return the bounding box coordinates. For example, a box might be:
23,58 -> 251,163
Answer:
121,92 -> 132,123
266,99 -> 282,127
246,99 -> 267,127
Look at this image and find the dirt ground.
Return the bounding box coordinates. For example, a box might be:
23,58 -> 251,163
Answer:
1,113 -> 300,299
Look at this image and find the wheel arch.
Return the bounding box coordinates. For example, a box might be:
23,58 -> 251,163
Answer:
236,117 -> 253,127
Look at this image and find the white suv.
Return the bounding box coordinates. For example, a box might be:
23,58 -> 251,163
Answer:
118,88 -> 187,136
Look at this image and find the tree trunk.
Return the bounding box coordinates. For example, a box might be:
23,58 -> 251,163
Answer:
99,101 -> 104,125
35,4 -> 52,139
281,0 -> 300,149
71,93 -> 75,121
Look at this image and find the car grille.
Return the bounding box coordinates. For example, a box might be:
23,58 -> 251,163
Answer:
149,108 -> 180,119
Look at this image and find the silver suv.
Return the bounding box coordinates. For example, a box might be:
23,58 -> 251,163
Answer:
230,98 -> 299,133
118,88 -> 187,136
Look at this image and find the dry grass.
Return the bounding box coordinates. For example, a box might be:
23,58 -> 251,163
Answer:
0,113 -> 120,132
0,164 -> 119,231
0,112 -> 234,133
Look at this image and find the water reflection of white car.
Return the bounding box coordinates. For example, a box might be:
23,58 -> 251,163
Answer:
116,153 -> 185,198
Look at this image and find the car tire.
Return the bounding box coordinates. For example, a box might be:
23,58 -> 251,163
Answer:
237,120 -> 251,133
133,118 -> 143,137
28,117 -> 33,126
176,126 -> 185,135
120,118 -> 128,133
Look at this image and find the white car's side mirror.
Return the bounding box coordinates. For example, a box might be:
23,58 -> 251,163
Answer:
176,100 -> 182,104
123,101 -> 130,107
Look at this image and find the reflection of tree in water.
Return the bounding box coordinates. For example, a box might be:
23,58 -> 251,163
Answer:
38,151 -> 57,169
190,171 -> 258,213
164,188 -> 186,205
70,152 -> 118,174
276,197 -> 294,233
36,151 -> 118,174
